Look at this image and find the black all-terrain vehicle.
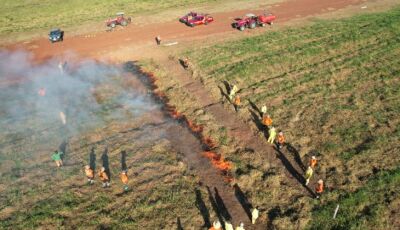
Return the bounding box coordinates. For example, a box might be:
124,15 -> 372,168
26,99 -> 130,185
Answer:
48,28 -> 64,43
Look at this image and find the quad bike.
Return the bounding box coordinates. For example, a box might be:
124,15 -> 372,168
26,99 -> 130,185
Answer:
106,12 -> 131,29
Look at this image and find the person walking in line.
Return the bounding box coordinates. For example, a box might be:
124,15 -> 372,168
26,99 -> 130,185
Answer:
277,132 -> 285,149
310,156 -> 317,168
99,167 -> 110,188
233,95 -> 241,112
209,220 -> 222,230
236,222 -> 245,230
229,84 -> 238,101
224,221 -> 234,230
260,104 -> 267,117
84,165 -> 94,184
305,166 -> 314,185
267,127 -> 276,144
315,179 -> 324,198
252,207 -> 259,224
120,170 -> 129,192
262,114 -> 273,128
51,150 -> 64,167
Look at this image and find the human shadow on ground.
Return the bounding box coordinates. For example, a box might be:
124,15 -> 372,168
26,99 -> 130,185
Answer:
195,189 -> 211,228
248,100 -> 262,118
214,187 -> 232,221
286,143 -> 306,172
233,183 -> 252,221
89,147 -> 96,170
177,217 -> 184,230
101,147 -> 111,181
275,147 -> 315,197
218,85 -> 230,104
121,150 -> 127,171
206,186 -> 225,228
249,109 -> 268,139
222,80 -> 231,94
59,140 -> 68,161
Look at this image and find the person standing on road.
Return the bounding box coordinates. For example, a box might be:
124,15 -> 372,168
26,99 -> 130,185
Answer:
315,179 -> 324,198
99,167 -> 110,188
84,165 -> 95,184
305,166 -> 314,185
51,150 -> 64,167
155,35 -> 161,45
267,127 -> 276,144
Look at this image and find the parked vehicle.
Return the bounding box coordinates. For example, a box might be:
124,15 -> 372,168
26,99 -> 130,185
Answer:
179,12 -> 214,27
232,13 -> 276,31
186,14 -> 214,27
179,12 -> 198,23
48,28 -> 64,43
106,12 -> 131,29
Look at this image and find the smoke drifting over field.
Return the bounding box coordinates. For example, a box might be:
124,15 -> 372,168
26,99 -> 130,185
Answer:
0,50 -> 160,144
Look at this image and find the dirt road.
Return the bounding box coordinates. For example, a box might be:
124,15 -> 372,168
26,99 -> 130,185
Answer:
8,0 -> 362,62
4,0 -> 364,228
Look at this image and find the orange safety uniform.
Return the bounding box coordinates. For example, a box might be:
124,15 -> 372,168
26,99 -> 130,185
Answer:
277,133 -> 285,145
234,96 -> 241,105
120,173 -> 128,184
263,116 -> 272,126
310,158 -> 317,168
315,182 -> 324,194
99,171 -> 109,182
85,168 -> 94,179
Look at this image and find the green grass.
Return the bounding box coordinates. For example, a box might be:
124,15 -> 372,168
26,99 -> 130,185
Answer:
184,7 -> 400,228
0,0 -> 220,36
188,7 -> 400,161
308,167 -> 400,229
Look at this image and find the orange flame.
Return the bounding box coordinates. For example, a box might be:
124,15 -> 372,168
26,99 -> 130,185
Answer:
138,67 -> 234,183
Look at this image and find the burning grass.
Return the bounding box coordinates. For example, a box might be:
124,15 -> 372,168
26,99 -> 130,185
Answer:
137,67 -> 235,180
176,7 -> 400,229
0,56 -> 222,228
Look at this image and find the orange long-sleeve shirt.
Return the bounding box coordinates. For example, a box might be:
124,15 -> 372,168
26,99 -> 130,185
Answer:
85,168 -> 94,179
99,171 -> 109,182
120,173 -> 128,184
263,117 -> 272,126
315,182 -> 324,193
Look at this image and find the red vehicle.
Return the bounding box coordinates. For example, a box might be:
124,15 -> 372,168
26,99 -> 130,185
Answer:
179,12 -> 198,23
232,13 -> 276,31
106,12 -> 131,28
180,12 -> 214,27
